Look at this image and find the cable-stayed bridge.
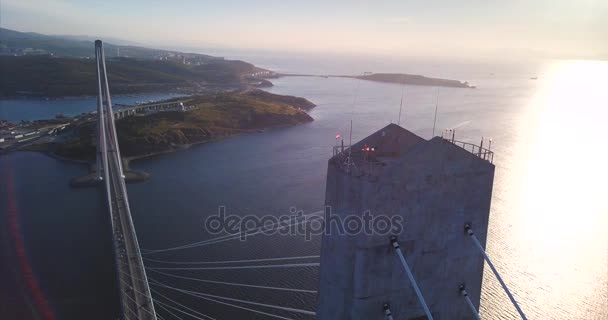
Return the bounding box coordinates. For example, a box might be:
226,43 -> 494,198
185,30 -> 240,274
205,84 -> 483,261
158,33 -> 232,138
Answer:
95,40 -> 157,320
93,40 -> 320,320
92,40 -> 526,320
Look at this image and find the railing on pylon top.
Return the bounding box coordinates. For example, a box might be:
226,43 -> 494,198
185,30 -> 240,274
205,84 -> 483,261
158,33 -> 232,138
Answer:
441,129 -> 494,164
332,143 -> 385,177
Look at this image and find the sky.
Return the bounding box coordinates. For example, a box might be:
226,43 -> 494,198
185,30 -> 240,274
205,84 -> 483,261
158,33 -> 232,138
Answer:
2,0 -> 607,60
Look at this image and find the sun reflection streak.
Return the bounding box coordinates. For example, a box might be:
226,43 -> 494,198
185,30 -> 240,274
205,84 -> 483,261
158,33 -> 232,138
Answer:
508,60 -> 608,318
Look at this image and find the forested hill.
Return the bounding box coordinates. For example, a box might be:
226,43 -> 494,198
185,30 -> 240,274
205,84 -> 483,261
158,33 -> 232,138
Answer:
0,55 -> 263,97
0,27 -> 215,60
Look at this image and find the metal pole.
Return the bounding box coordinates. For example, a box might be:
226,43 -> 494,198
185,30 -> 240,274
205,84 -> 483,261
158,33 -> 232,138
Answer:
383,303 -> 395,320
398,78 -> 405,126
347,120 -> 352,174
464,225 -> 528,320
459,284 -> 480,320
390,237 -> 434,320
432,87 -> 439,138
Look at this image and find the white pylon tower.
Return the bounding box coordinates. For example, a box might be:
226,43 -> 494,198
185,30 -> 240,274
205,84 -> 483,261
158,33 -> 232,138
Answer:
95,40 -> 157,320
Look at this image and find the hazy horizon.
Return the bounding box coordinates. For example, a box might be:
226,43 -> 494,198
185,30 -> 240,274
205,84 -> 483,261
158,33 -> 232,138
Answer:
2,0 -> 607,61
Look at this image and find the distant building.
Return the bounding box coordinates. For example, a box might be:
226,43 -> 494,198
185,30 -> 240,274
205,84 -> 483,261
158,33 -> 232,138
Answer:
318,124 -> 495,320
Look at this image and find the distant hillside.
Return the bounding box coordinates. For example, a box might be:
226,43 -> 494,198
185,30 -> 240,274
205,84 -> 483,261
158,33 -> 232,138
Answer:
53,34 -> 141,46
0,55 -> 264,97
1,28 -> 93,57
243,89 -> 316,110
0,28 -> 214,61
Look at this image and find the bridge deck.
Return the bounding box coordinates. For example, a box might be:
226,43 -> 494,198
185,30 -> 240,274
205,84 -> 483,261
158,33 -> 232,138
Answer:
96,39 -> 157,320
105,117 -> 156,320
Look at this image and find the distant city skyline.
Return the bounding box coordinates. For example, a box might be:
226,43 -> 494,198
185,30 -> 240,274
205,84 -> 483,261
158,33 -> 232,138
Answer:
2,0 -> 607,60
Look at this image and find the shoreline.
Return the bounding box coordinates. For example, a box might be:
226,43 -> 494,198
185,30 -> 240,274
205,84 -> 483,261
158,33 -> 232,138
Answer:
12,120 -> 311,187
123,119 -> 309,165
3,87 -> 317,171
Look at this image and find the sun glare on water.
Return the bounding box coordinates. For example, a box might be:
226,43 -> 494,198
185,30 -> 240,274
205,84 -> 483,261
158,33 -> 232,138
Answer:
493,60 -> 608,319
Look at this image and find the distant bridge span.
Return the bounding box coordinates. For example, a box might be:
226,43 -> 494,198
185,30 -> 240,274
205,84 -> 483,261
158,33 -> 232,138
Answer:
95,40 -> 157,320
113,99 -> 194,119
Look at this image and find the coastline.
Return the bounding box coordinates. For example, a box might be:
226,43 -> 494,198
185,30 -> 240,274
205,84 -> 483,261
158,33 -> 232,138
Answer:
4,87 -> 316,161
14,115 -> 313,187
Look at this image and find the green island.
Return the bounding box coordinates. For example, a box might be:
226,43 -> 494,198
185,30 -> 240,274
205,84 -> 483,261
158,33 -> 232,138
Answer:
275,72 -> 475,88
30,90 -> 315,163
354,73 -> 475,88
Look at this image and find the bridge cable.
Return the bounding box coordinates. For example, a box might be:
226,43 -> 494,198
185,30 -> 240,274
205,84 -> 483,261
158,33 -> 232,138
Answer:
128,270 -> 298,320
120,278 -> 162,319
153,300 -> 184,320
124,257 -> 320,273
121,271 -> 216,320
152,297 -> 214,320
143,210 -> 323,253
459,284 -> 481,320
147,262 -> 320,271
149,287 -> 216,320
464,224 -> 528,320
148,268 -> 317,294
383,303 -> 394,320
143,210 -> 324,254
174,292 -> 295,320
149,279 -> 297,320
121,296 -> 139,320
119,271 -> 187,320
390,237 -> 434,320
149,278 -> 316,316
144,255 -> 319,265
154,287 -> 294,320
119,283 -> 135,320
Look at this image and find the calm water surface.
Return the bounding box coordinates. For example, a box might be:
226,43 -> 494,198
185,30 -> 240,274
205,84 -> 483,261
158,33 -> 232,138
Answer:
1,59 -> 606,319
